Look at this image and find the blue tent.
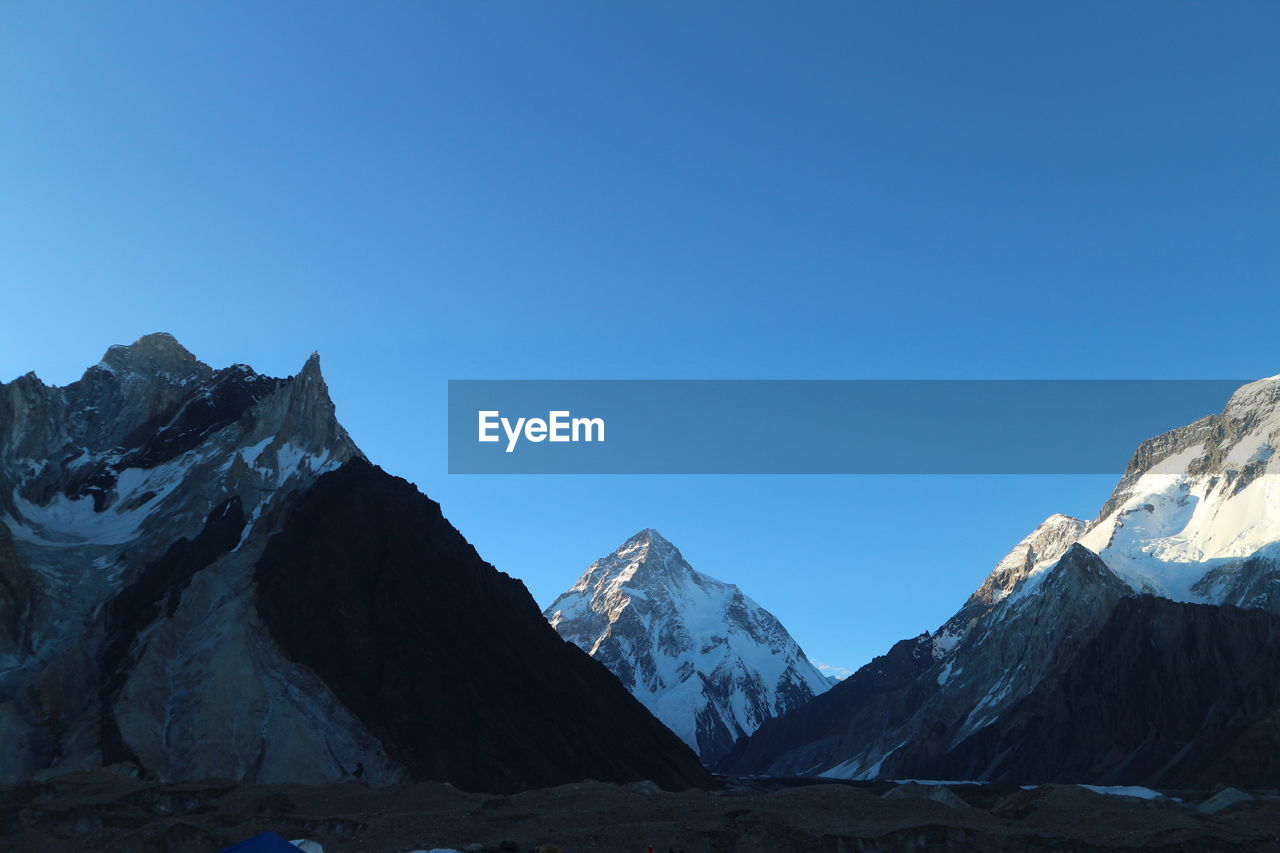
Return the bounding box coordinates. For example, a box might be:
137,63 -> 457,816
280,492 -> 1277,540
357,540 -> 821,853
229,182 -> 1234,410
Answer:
217,831 -> 301,852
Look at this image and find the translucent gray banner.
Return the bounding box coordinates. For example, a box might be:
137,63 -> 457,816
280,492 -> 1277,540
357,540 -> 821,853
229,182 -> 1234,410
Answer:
447,380 -> 1248,474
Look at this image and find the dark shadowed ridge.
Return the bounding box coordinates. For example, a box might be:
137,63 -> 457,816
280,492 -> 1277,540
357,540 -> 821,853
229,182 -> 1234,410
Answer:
926,596 -> 1280,788
254,459 -> 713,794
725,587 -> 1280,789
718,630 -> 934,775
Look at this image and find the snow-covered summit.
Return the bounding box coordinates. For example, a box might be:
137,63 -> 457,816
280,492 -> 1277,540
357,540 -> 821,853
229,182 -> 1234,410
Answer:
931,512 -> 1087,658
720,374 -> 1280,787
566,527 -> 685,591
1072,374 -> 1280,606
545,529 -> 830,763
926,375 -> 1280,735
925,374 -> 1280,618
552,528 -> 719,627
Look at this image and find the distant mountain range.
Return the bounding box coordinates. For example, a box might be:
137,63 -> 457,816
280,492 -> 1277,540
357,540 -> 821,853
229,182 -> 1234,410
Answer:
0,334 -> 709,793
723,375 -> 1280,788
544,528 -> 830,763
8,333 -> 1280,793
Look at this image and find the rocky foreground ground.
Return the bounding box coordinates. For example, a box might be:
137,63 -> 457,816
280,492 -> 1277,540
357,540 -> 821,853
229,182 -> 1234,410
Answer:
4,772 -> 1280,852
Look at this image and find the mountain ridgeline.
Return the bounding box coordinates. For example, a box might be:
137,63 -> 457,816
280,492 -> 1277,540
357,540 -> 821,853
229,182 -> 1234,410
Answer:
8,333 -> 1280,794
544,529 -> 831,763
723,375 -> 1280,789
0,334 -> 710,793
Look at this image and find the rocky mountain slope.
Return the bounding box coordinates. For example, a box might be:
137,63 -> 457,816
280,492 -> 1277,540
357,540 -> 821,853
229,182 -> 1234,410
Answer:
544,528 -> 830,763
723,375 -> 1280,788
0,334 -> 710,792
929,595 -> 1280,787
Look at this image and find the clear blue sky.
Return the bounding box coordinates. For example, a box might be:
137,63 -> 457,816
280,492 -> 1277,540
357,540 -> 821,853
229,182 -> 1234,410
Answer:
3,2 -> 1278,673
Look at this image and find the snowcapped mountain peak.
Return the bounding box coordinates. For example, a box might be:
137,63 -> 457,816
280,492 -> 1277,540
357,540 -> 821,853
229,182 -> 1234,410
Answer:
625,527 -> 684,561
564,527 -> 693,601
900,373 -> 1280,771
616,526 -> 678,562
1223,374 -> 1280,416
1071,374 -> 1280,604
985,513 -> 1087,591
0,335 -> 359,577
546,530 -> 830,763
932,512 -> 1086,659
724,374 -> 1280,787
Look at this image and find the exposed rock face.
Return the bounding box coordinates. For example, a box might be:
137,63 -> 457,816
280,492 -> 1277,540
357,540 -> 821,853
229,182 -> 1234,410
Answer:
0,334 -> 710,793
1077,375 -> 1280,607
723,374 -> 1280,788
723,545 -> 1130,779
98,497 -> 248,770
544,529 -> 830,764
928,596 -> 1280,788
1,334 -> 370,785
719,632 -> 936,778
932,513 -> 1087,654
